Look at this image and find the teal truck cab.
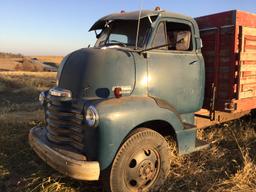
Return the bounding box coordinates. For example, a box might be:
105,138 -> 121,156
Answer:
29,8 -> 256,192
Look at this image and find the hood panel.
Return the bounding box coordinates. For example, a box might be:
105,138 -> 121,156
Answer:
58,48 -> 135,99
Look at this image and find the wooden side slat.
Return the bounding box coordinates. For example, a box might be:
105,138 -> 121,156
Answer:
239,91 -> 256,99
247,41 -> 256,46
241,83 -> 256,91
240,52 -> 256,61
240,64 -> 256,71
240,83 -> 256,98
238,26 -> 256,99
241,27 -> 256,36
240,78 -> 256,84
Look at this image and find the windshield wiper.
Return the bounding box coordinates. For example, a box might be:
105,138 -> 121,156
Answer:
102,40 -> 142,52
107,40 -> 127,47
101,43 -> 137,52
138,43 -> 171,53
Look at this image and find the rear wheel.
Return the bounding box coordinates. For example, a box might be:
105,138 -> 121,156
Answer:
104,128 -> 171,192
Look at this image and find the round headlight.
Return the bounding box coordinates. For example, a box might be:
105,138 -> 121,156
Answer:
85,106 -> 99,127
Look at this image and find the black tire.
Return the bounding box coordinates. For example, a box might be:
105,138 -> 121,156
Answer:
103,128 -> 170,192
251,109 -> 256,118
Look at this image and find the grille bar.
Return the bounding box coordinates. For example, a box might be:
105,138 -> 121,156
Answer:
45,99 -> 85,152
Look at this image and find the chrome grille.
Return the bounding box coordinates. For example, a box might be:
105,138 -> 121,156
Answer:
45,98 -> 85,151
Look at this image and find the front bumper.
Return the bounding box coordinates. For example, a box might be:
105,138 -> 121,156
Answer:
29,126 -> 100,181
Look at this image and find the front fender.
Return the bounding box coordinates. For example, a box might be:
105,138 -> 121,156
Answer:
95,96 -> 185,170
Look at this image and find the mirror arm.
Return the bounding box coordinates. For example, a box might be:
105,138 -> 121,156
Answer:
139,43 -> 171,53
139,37 -> 185,54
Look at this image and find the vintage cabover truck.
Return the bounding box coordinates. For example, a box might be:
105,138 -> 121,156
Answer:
29,8 -> 256,192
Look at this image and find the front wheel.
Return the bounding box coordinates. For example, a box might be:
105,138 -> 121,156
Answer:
104,128 -> 171,192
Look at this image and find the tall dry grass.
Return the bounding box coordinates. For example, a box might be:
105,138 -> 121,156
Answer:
209,122 -> 256,192
160,115 -> 256,192
0,71 -> 255,192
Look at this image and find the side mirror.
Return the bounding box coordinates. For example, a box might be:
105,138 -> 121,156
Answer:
176,31 -> 191,51
95,30 -> 103,39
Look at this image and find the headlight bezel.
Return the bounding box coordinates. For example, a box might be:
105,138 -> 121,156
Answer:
85,105 -> 99,128
39,91 -> 46,106
49,87 -> 72,98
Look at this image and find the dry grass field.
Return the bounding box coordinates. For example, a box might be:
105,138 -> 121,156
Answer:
0,58 -> 23,71
0,53 -> 62,72
0,71 -> 256,192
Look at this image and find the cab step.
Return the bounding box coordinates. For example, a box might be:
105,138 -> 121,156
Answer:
183,122 -> 196,130
182,122 -> 210,152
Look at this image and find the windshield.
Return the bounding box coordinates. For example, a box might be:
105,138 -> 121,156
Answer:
95,18 -> 151,49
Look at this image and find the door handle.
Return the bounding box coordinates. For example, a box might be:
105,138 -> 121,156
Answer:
189,60 -> 199,65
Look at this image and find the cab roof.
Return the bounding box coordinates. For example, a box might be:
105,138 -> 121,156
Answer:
89,10 -> 193,31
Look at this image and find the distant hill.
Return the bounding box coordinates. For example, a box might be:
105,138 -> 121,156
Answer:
0,52 -> 59,72
0,52 -> 23,58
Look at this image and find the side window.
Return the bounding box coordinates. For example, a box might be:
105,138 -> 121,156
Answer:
152,22 -> 167,49
166,22 -> 193,51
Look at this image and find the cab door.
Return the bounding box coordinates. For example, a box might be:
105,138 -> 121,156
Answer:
147,19 -> 204,114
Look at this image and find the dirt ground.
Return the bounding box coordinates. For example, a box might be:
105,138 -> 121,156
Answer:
0,71 -> 255,192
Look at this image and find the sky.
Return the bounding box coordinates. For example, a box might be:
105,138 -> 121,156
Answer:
0,0 -> 255,56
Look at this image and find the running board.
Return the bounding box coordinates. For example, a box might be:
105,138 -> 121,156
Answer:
182,122 -> 210,153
